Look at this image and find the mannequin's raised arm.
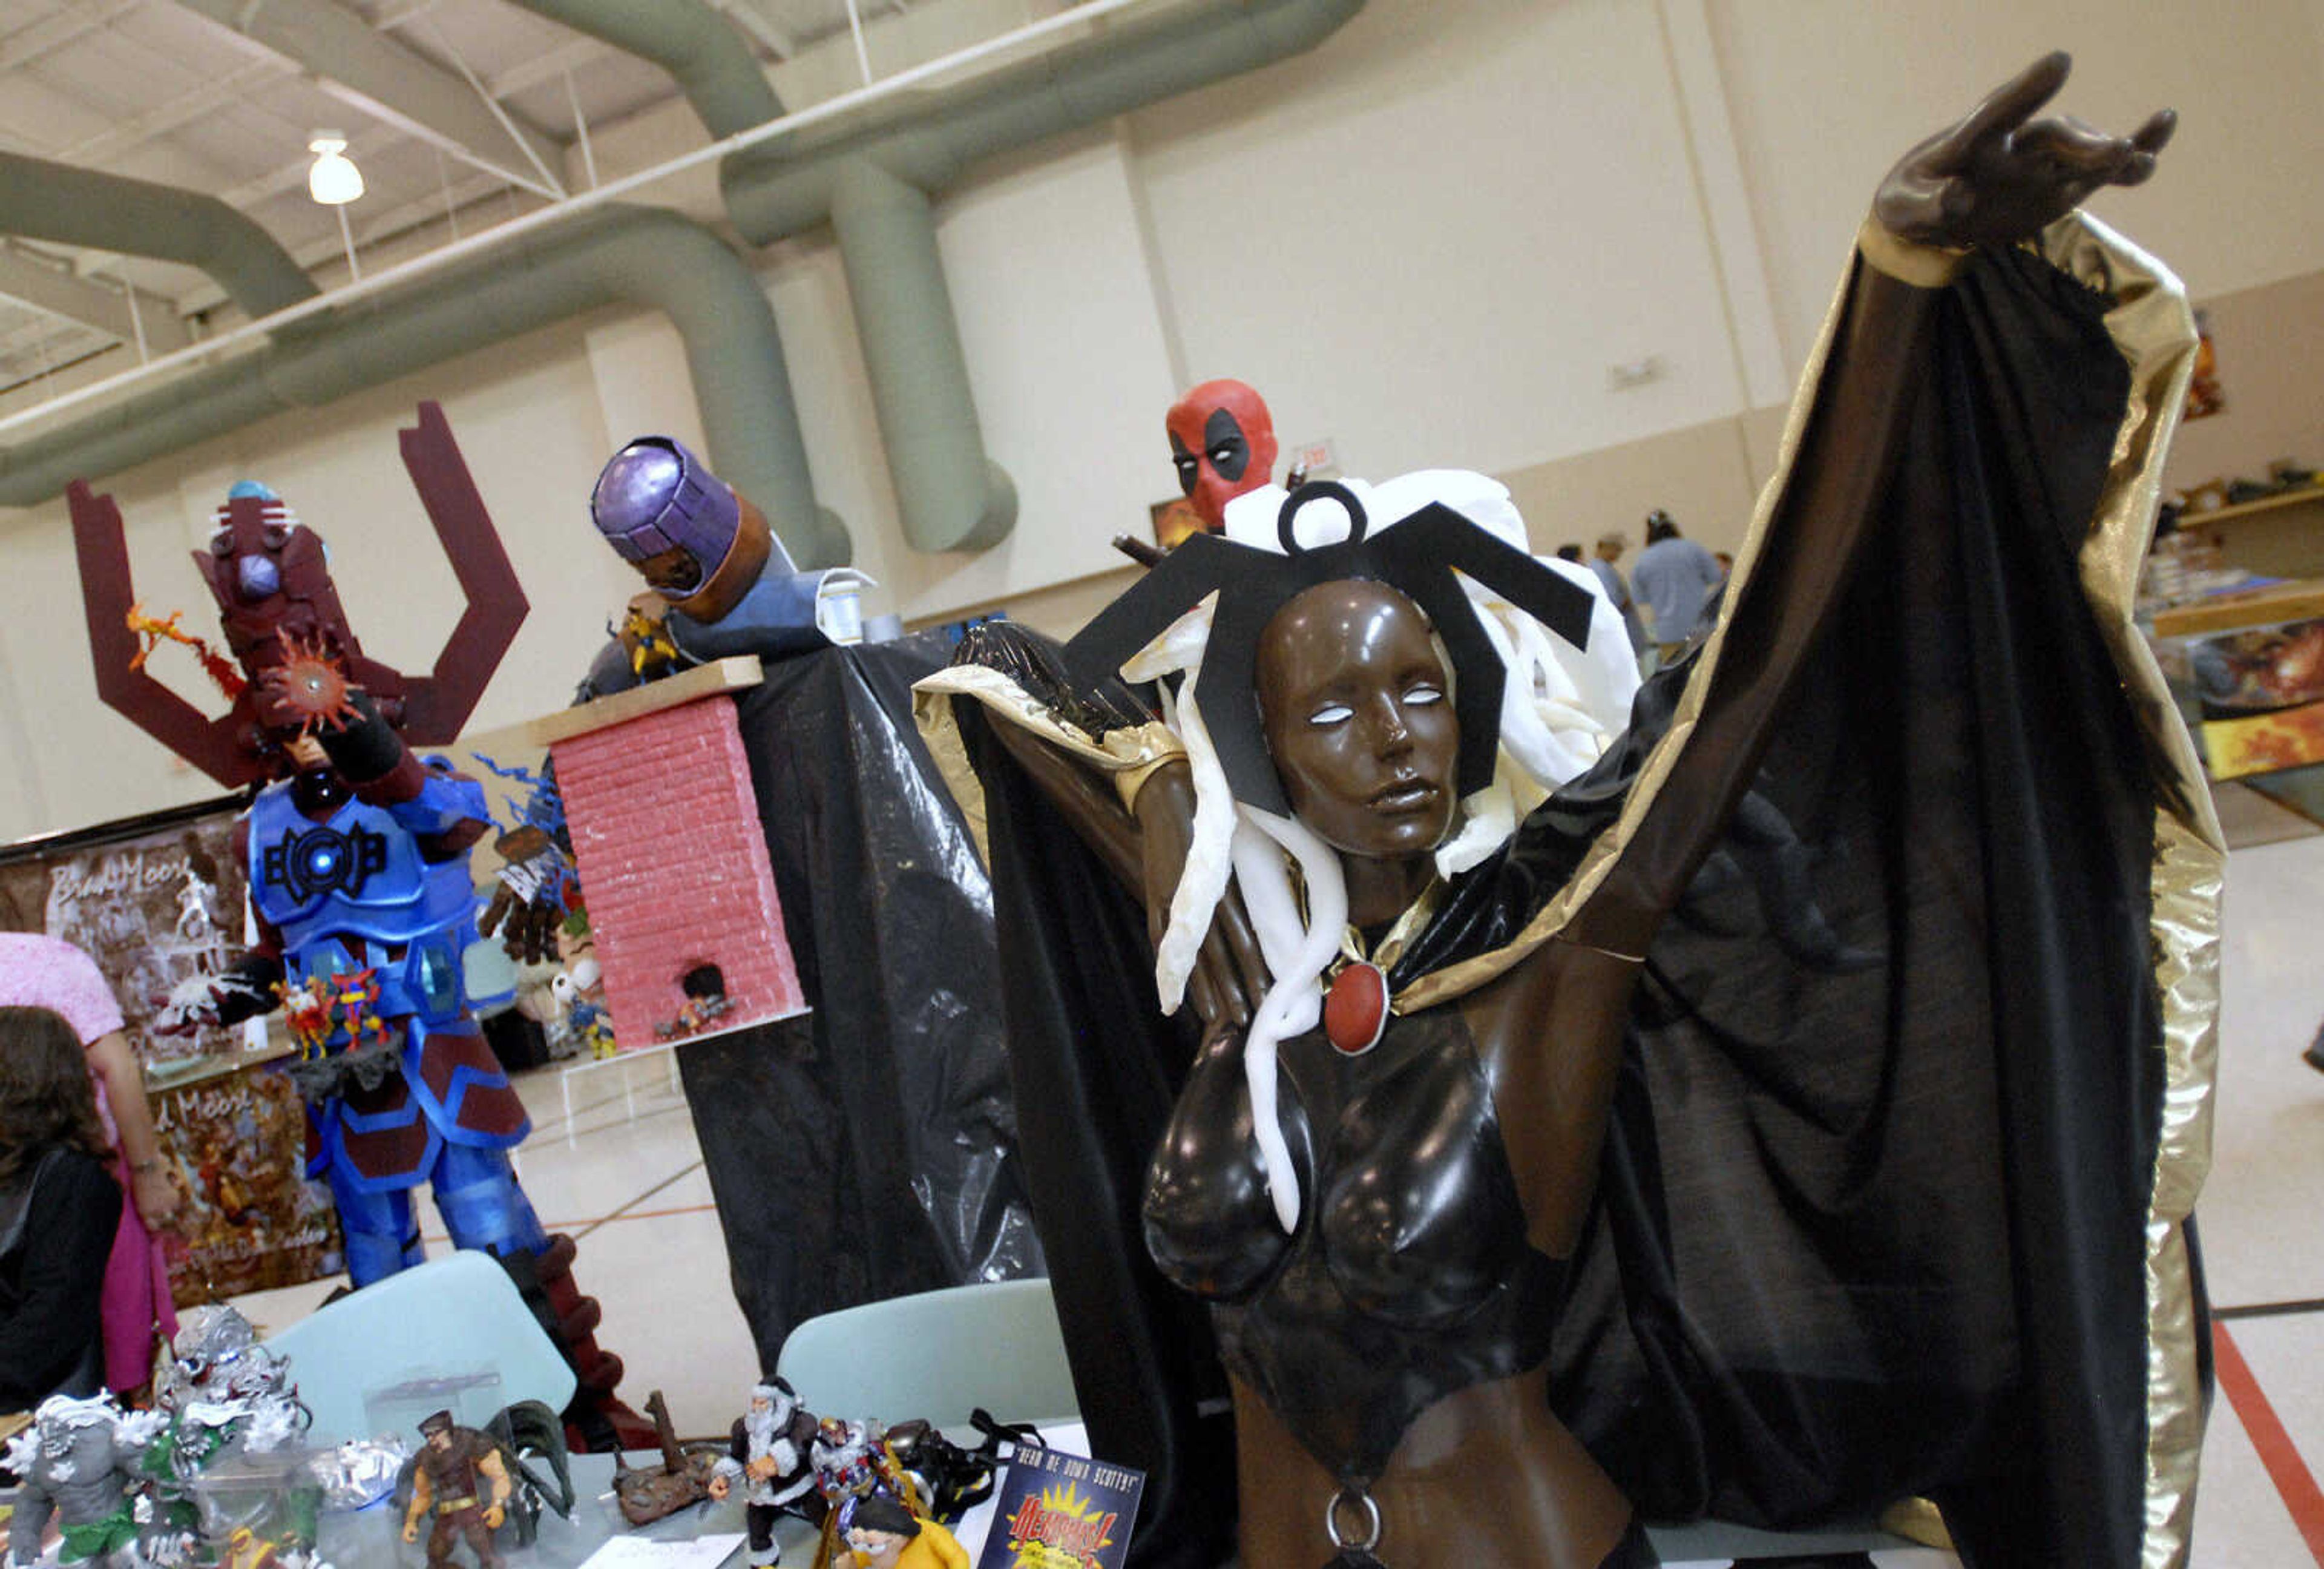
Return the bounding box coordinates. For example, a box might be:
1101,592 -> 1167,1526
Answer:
1567,53 -> 2170,954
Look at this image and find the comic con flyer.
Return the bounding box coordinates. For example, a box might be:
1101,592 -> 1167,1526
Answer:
974,1445 -> 1143,1569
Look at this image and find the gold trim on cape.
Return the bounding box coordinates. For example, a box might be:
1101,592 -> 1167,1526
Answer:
1856,217 -> 1970,289
2037,211 -> 2219,1569
913,663 -> 1186,867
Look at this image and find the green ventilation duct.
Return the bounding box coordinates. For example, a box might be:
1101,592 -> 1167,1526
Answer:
718,0 -> 1365,553
0,205 -> 848,567
0,151 -> 318,320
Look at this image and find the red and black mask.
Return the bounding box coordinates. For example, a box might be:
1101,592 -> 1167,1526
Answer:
1166,380 -> 1278,532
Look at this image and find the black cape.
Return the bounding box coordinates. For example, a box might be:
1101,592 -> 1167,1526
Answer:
940,227 -> 2213,1569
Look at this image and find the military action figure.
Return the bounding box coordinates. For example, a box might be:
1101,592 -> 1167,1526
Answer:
399,1413 -> 511,1569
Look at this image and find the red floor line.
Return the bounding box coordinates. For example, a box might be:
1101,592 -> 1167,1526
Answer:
2213,1320 -> 2324,1564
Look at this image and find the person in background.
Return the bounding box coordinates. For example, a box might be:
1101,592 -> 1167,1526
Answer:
0,1007 -> 125,1409
1590,531 -> 1649,662
0,935 -> 177,1395
1555,542 -> 1584,563
1632,508 -> 1728,660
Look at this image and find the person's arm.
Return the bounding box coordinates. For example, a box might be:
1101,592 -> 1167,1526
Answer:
82,1032 -> 179,1231
0,1154 -> 120,1402
1569,53 -> 2170,955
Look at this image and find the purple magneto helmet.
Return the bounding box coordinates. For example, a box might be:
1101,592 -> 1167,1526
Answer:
590,436 -> 740,593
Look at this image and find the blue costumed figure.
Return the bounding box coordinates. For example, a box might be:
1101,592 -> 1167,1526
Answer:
153,481 -> 648,1451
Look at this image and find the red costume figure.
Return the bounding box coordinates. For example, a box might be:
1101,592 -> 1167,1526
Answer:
1166,380 -> 1279,533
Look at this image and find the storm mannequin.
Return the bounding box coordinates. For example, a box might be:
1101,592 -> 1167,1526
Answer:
934,57 -> 2207,1569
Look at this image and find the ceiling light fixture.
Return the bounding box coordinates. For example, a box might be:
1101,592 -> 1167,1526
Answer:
306,132 -> 364,205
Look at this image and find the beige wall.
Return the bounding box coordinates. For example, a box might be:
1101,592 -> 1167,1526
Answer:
4,0 -> 2321,840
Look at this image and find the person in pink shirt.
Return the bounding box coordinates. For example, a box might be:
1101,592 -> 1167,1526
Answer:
0,933 -> 180,1392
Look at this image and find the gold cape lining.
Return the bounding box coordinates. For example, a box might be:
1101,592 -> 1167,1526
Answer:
2038,211 -> 2219,1569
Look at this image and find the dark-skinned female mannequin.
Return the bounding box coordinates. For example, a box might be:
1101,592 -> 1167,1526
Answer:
927,54 -> 2204,1569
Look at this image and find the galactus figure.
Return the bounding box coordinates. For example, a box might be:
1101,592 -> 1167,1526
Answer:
67,404 -> 644,1451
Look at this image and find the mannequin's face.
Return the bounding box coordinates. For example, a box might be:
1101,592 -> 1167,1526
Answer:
1257,581 -> 1457,860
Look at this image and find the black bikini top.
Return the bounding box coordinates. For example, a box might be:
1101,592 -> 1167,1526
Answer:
1142,1006 -> 1564,1484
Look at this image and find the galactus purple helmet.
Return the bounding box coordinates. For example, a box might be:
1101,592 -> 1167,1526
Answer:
591,437 -> 738,586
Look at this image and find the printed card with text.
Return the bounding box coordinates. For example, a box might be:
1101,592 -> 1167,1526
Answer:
974,1443 -> 1144,1569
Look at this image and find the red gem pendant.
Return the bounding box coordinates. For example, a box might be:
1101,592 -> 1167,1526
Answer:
1324,962 -> 1389,1056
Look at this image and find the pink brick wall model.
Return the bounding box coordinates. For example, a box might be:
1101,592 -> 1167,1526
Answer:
551,696 -> 803,1049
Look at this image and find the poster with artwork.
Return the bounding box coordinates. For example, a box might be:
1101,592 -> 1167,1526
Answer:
1,799 -> 344,1302
33,811 -> 251,1073
153,1065 -> 343,1303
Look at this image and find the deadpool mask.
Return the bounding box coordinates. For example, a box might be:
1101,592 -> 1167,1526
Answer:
1166,379 -> 1278,531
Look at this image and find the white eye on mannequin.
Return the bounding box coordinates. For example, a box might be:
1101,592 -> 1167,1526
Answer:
1309,702 -> 1353,726
1405,682 -> 1444,705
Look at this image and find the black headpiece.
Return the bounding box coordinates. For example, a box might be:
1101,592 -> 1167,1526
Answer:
1064,482 -> 1595,817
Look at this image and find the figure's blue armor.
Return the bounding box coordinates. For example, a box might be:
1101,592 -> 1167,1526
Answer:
246,767 -> 545,1286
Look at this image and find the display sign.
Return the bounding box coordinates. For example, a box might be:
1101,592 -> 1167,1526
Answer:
152,1064 -> 343,1305
1,797 -> 344,1304
974,1445 -> 1143,1569
13,808 -> 252,1074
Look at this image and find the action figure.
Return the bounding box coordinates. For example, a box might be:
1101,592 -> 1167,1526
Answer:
5,1395 -> 165,1569
836,1496 -> 965,1569
578,435 -> 873,702
70,406 -> 642,1451
708,1380 -> 824,1567
391,1404 -> 571,1554
399,1413 -> 511,1569
141,1308 -> 318,1568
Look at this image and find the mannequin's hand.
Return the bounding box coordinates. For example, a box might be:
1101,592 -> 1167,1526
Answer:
1874,52 -> 2172,251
